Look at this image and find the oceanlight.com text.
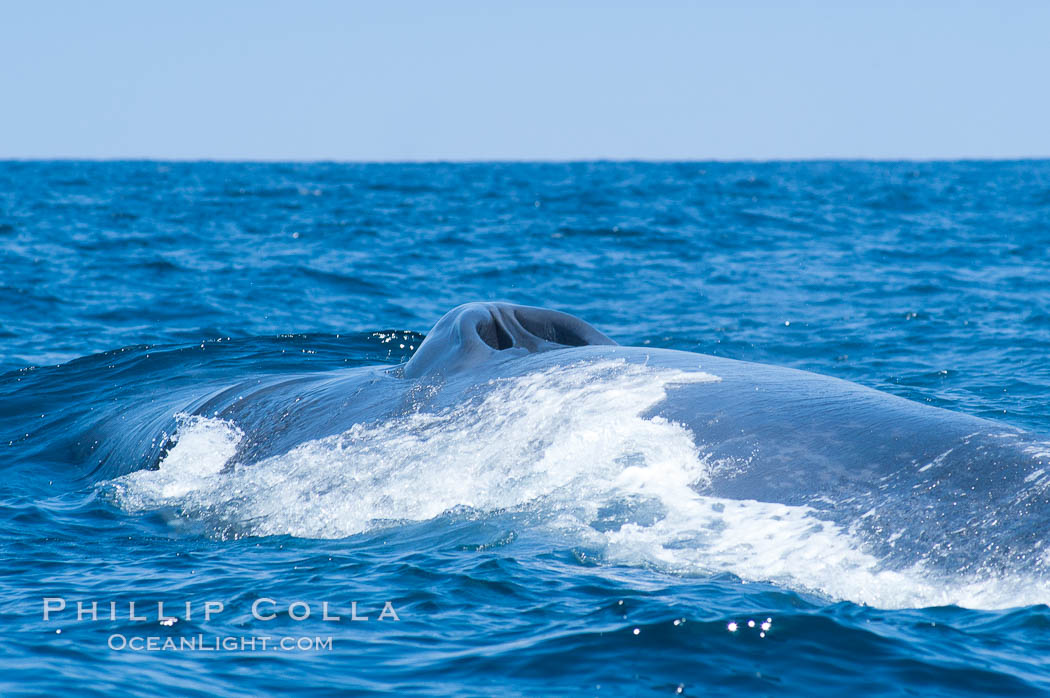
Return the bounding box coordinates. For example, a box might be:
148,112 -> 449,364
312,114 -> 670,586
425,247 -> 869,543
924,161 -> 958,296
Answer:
107,634 -> 335,652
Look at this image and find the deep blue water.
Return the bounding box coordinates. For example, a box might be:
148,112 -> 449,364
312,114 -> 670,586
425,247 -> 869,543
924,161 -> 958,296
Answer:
2,161 -> 1050,696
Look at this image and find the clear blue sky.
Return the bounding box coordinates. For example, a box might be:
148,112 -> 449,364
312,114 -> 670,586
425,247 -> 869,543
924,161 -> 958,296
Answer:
2,1 -> 1048,160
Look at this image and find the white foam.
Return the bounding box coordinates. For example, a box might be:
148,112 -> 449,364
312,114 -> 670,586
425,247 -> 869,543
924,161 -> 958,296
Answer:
106,360 -> 717,535
103,359 -> 1050,611
108,413 -> 243,500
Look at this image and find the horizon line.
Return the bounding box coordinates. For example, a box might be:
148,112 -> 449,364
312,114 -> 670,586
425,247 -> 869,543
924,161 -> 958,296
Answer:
3,156 -> 1050,165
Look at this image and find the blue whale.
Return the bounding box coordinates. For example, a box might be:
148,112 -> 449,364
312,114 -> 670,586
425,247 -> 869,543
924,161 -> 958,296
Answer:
104,302 -> 1050,577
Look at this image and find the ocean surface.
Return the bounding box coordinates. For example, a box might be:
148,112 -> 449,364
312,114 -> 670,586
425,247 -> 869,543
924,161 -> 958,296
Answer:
2,160 -> 1050,696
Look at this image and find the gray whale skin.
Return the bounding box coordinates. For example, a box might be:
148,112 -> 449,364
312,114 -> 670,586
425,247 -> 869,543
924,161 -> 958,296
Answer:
167,302 -> 1050,571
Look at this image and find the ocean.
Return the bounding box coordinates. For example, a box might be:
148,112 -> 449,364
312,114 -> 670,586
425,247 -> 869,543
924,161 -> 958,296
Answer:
2,160 -> 1050,696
